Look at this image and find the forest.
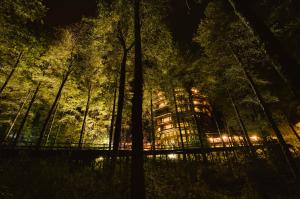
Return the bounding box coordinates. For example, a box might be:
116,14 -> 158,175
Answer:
1,0 -> 300,198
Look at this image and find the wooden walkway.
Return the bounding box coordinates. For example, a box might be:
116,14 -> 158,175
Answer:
0,142 -> 268,159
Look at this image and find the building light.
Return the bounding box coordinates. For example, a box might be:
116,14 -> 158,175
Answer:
162,117 -> 171,123
250,135 -> 259,141
95,157 -> 104,163
222,135 -> 228,141
158,102 -> 166,108
193,100 -> 200,105
164,124 -> 173,129
168,154 -> 177,159
296,122 -> 300,132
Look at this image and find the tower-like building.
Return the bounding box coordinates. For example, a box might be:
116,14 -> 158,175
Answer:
153,88 -> 213,148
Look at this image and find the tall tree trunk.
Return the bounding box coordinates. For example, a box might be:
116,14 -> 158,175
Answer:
53,125 -> 61,146
79,82 -> 92,148
172,88 -> 186,160
230,44 -> 299,177
150,89 -> 156,152
187,88 -> 208,163
0,52 -> 23,97
226,88 -> 256,156
45,99 -> 60,145
243,65 -> 299,178
37,70 -> 71,149
227,0 -> 300,99
131,0 -> 145,198
13,82 -> 41,146
109,77 -> 118,151
113,49 -> 128,152
2,90 -> 31,143
288,122 -> 300,142
213,114 -> 226,148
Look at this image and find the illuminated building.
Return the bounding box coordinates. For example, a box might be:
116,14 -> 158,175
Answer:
153,88 -> 213,147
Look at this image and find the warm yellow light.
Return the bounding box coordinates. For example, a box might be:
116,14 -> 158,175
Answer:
95,157 -> 104,163
168,154 -> 177,159
222,135 -> 228,141
193,100 -> 200,105
250,135 -> 258,141
296,122 -> 300,131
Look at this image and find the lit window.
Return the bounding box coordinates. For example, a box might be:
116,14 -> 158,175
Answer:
158,102 -> 166,108
162,117 -> 171,123
194,107 -> 200,112
193,100 -> 200,105
165,124 -> 173,129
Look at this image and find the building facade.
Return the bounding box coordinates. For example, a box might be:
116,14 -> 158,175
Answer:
153,88 -> 213,148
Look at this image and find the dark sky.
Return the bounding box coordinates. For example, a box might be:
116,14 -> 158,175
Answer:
44,0 -> 98,26
44,0 -> 204,45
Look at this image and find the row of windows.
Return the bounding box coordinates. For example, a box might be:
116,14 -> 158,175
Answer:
159,129 -> 195,139
160,136 -> 198,145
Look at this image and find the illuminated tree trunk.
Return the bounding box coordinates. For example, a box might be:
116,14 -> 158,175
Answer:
288,122 -> 300,142
224,119 -> 238,161
226,89 -> 256,156
212,113 -> 226,148
37,69 -> 71,149
13,82 -> 41,146
172,88 -> 186,160
242,65 -> 299,178
230,44 -> 299,177
131,0 -> 145,198
150,89 -> 156,153
187,88 -> 208,163
113,49 -> 128,152
109,77 -> 118,151
79,82 -> 92,148
2,90 -> 31,143
53,125 -> 61,146
0,52 -> 23,97
45,99 -> 60,146
227,0 -> 300,99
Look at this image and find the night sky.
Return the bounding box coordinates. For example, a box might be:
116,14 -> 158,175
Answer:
44,0 -> 204,45
44,0 -> 98,26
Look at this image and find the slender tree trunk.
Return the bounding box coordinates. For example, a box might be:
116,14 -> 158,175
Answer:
227,89 -> 256,156
224,120 -> 239,161
227,0 -> 300,99
187,88 -> 208,163
230,44 -> 299,177
79,82 -> 92,148
13,82 -> 41,146
131,0 -> 145,198
0,52 -> 23,97
172,88 -> 186,160
288,122 -> 300,142
109,77 -> 118,151
37,70 -> 71,149
113,49 -> 128,152
45,99 -> 60,146
2,90 -> 31,143
150,89 -> 156,155
213,115 -> 226,148
242,65 -> 299,178
53,125 -> 61,146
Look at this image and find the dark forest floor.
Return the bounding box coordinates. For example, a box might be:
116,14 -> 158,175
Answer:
1,153 -> 300,199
